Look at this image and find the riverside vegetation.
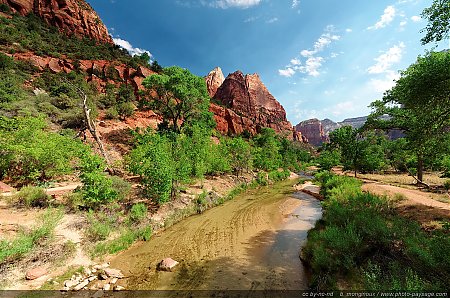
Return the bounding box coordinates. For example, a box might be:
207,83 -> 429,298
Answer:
0,10 -> 312,288
0,0 -> 449,291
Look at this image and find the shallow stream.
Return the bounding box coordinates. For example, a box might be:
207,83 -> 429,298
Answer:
110,179 -> 322,291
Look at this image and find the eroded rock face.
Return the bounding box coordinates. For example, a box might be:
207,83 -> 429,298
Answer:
10,52 -> 154,98
208,69 -> 295,139
295,118 -> 328,147
0,0 -> 112,43
205,67 -> 225,98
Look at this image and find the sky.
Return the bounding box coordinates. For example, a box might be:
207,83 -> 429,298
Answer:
88,0 -> 448,124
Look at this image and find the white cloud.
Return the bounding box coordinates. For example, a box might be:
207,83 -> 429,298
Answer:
244,16 -> 259,22
113,38 -> 152,58
369,71 -> 400,92
400,21 -> 407,26
368,5 -> 396,30
279,27 -> 341,77
279,68 -> 296,77
266,17 -> 278,24
411,15 -> 421,22
367,42 -> 405,74
345,28 -> 352,33
208,0 -> 261,9
292,0 -> 300,8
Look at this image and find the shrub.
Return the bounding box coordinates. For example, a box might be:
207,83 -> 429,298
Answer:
13,186 -> 50,208
110,176 -> 131,201
129,203 -> 147,223
105,106 -> 118,119
116,101 -> 135,119
86,213 -> 112,241
444,180 -> 450,191
256,172 -> 268,186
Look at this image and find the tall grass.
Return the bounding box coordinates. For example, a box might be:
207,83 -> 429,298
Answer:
303,172 -> 450,291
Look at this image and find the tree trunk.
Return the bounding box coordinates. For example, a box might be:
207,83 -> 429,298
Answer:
417,155 -> 424,183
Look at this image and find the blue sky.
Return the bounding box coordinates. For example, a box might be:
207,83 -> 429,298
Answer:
88,0 -> 448,124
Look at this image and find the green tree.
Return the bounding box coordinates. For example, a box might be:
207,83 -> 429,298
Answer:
368,51 -> 450,183
227,137 -> 253,176
142,66 -> 212,133
252,128 -> 282,171
420,0 -> 450,45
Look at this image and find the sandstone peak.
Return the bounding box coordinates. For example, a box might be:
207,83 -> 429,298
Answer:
205,67 -> 225,98
0,0 -> 113,44
206,68 -> 295,139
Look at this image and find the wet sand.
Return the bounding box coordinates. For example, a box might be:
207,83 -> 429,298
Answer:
110,180 -> 322,291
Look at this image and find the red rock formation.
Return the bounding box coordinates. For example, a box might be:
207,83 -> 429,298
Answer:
205,67 -> 225,98
209,70 -> 295,139
10,52 -> 155,98
295,119 -> 328,147
0,0 -> 112,43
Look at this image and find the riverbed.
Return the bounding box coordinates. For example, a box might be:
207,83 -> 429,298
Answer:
110,179 -> 322,291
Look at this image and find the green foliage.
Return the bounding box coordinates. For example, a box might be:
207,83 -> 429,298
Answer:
0,208 -> 62,265
92,226 -> 152,257
368,51 -> 450,182
256,172 -> 268,186
128,132 -> 174,204
0,13 -> 147,67
129,203 -> 148,223
0,116 -> 88,185
142,66 -> 213,133
86,212 -> 112,241
226,136 -> 252,176
268,169 -> 291,182
304,173 -> 450,290
78,153 -> 122,209
420,0 -> 450,44
317,150 -> 340,171
116,101 -> 135,119
252,128 -> 282,171
13,186 -> 50,208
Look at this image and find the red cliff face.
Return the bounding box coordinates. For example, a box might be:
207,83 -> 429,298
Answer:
208,69 -> 297,140
0,0 -> 113,43
295,119 -> 328,146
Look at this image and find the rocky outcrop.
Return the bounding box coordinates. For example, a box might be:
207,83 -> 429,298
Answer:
208,69 -> 296,139
0,0 -> 112,43
9,52 -> 154,98
295,119 -> 328,147
205,67 -> 225,98
321,118 -> 341,136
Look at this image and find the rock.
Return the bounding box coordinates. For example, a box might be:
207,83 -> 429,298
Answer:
88,276 -> 97,282
207,69 -> 295,139
64,280 -> 77,288
103,283 -> 111,291
205,67 -> 225,98
73,279 -> 89,291
25,267 -> 47,280
62,287 -> 70,292
295,118 -> 328,147
98,273 -> 108,280
158,258 -> 179,272
0,181 -> 14,193
83,268 -> 92,276
110,278 -> 118,285
104,268 -> 124,279
0,0 -> 113,44
114,285 -> 125,291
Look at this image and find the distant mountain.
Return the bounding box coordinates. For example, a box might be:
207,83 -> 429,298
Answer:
295,116 -> 403,146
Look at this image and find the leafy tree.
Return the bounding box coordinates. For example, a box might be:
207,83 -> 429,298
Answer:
252,128 -> 282,171
128,132 -> 174,204
142,66 -> 212,133
317,149 -> 341,171
420,0 -> 450,45
227,137 -> 253,176
368,51 -> 450,183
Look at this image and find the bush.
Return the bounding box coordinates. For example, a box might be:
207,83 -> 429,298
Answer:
110,176 -> 131,201
13,186 -> 50,208
129,203 -> 147,223
268,169 -> 290,182
256,172 -> 268,186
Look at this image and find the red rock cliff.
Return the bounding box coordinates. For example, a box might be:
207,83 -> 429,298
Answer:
208,69 -> 298,139
205,67 -> 225,98
0,0 -> 112,43
295,118 -> 328,146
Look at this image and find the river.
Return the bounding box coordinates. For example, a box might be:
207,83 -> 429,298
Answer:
110,179 -> 322,292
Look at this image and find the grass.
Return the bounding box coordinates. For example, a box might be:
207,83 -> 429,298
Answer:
40,266 -> 84,290
0,208 -> 63,265
303,172 -> 450,291
11,186 -> 50,208
355,172 -> 446,187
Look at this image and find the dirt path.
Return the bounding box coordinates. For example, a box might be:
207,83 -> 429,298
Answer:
1,183 -> 81,198
362,182 -> 450,211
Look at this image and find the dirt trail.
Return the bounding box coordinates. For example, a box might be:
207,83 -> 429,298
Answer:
1,183 -> 81,198
362,182 -> 450,211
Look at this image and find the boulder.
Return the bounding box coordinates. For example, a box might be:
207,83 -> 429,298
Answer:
25,267 -> 47,280
158,258 -> 179,272
104,268 -> 124,279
